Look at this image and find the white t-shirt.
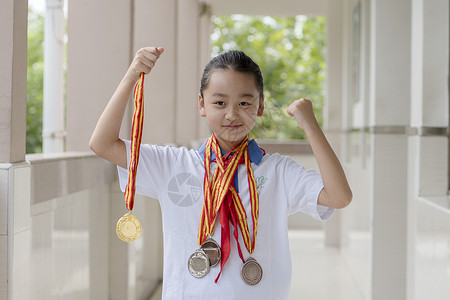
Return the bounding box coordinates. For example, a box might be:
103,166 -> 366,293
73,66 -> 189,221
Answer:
118,139 -> 334,300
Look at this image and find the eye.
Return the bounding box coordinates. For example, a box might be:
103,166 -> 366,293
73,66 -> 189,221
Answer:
239,101 -> 250,107
215,101 -> 225,106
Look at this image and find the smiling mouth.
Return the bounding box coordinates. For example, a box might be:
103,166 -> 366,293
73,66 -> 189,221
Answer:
223,124 -> 242,130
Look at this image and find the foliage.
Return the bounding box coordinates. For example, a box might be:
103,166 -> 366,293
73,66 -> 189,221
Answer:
27,8 -> 44,153
211,15 -> 326,140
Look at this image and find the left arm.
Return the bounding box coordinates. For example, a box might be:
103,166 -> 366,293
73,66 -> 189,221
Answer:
287,98 -> 352,209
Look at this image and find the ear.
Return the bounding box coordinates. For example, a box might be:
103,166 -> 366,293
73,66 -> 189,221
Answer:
198,94 -> 206,117
257,96 -> 265,117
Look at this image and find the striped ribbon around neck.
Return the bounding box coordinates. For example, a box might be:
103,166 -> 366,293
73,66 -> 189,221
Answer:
124,73 -> 145,211
198,134 -> 260,282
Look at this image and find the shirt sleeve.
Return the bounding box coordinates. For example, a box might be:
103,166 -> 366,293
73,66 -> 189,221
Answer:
117,139 -> 181,199
281,156 -> 334,221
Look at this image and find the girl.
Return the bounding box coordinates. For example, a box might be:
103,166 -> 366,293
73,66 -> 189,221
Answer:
90,47 -> 352,299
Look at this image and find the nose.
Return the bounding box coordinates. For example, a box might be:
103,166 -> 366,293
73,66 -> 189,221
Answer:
225,106 -> 237,121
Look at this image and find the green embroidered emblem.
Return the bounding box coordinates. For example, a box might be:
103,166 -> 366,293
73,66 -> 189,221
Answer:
256,176 -> 268,190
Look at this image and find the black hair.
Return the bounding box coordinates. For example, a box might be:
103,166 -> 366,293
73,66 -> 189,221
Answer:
199,50 -> 264,99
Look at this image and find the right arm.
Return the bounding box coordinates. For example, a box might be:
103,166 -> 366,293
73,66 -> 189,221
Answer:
89,47 -> 164,168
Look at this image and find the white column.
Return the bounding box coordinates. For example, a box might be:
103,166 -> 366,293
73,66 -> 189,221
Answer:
66,0 -> 133,151
409,0 -> 449,299
369,1 -> 411,127
0,1 -> 28,298
197,2 -> 213,141
323,0 -> 346,248
410,0 -> 449,197
43,0 -> 65,153
411,0 -> 449,129
134,0 -> 177,145
0,0 -> 27,163
175,0 -> 200,145
369,0 -> 411,299
324,0 -> 344,134
133,0 -> 204,146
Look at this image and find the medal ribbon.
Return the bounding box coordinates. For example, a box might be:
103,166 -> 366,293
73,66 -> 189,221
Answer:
124,73 -> 145,211
197,134 -> 260,282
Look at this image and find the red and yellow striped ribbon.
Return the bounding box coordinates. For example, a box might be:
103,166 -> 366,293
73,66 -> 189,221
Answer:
124,73 -> 145,211
198,134 -> 259,255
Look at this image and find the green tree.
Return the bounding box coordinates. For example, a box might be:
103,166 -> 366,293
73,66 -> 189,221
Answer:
27,8 -> 44,153
211,15 -> 326,140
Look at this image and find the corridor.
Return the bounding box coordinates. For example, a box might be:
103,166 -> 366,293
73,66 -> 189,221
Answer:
2,0 -> 449,299
287,230 -> 366,300
147,230 -> 368,300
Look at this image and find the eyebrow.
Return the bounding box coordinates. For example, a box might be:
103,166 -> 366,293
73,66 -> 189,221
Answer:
211,92 -> 257,98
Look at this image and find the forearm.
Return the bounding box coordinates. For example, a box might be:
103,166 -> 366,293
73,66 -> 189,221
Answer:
303,121 -> 352,209
89,76 -> 135,167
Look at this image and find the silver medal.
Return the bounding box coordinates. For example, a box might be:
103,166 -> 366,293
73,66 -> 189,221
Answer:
201,238 -> 222,268
188,249 -> 210,278
241,257 -> 263,285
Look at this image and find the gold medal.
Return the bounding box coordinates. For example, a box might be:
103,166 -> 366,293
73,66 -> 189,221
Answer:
116,212 -> 142,242
117,74 -> 144,242
241,257 -> 263,285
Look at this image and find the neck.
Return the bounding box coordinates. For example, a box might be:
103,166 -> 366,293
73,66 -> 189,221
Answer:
213,135 -> 247,153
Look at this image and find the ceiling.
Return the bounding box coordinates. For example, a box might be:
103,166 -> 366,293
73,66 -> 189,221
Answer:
204,0 -> 327,17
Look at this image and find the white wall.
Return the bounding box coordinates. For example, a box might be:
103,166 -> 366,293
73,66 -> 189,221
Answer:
333,0 -> 450,299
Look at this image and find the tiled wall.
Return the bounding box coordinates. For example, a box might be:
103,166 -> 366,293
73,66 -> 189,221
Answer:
1,155 -> 163,299
28,189 -> 98,299
0,163 -> 11,298
5,159 -> 112,299
415,197 -> 450,299
339,131 -> 450,300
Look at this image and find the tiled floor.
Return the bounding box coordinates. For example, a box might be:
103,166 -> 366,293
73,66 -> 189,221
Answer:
149,230 -> 366,300
288,230 -> 365,300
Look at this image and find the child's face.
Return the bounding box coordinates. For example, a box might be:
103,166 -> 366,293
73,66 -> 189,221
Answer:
198,69 -> 264,151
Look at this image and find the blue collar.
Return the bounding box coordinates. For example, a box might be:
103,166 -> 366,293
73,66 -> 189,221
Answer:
198,138 -> 264,165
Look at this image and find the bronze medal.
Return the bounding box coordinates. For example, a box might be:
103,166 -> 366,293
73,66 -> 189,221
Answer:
188,249 -> 210,278
116,212 -> 142,242
201,238 -> 221,267
241,257 -> 263,285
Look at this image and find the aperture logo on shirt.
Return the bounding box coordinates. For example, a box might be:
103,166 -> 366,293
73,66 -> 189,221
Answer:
256,176 -> 268,190
167,173 -> 202,207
